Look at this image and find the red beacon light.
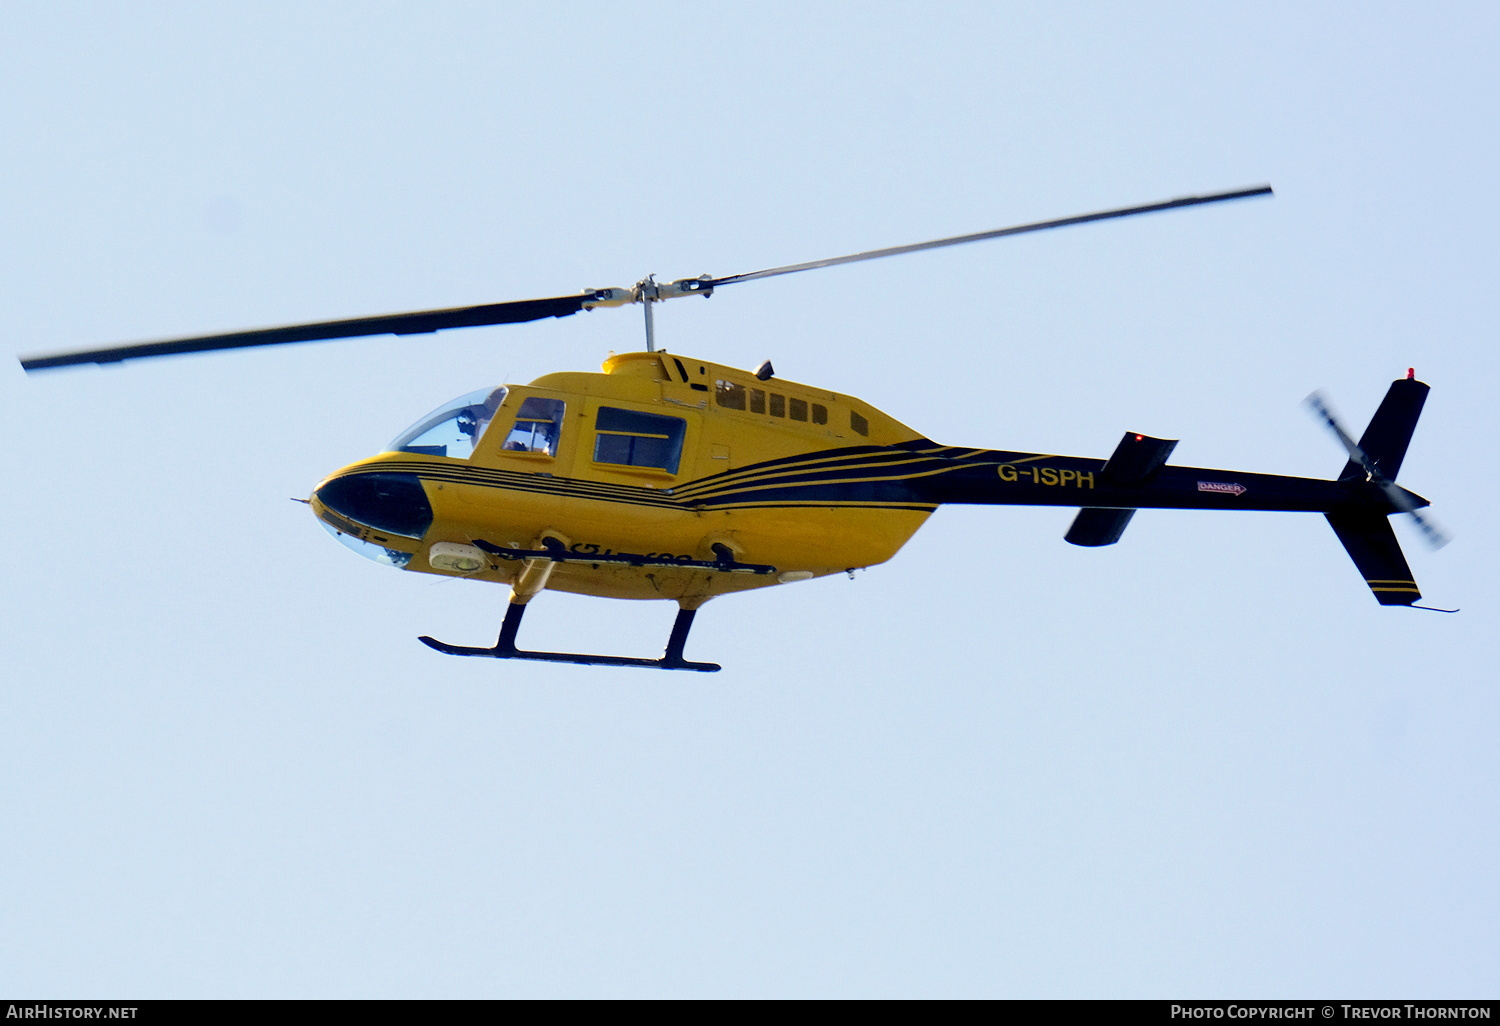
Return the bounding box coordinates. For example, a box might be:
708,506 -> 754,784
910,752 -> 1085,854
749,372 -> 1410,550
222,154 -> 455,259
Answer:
1408,368 -> 1416,380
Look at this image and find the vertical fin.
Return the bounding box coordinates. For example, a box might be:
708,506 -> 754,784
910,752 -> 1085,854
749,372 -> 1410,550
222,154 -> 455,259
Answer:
1325,511 -> 1421,605
1339,377 -> 1429,481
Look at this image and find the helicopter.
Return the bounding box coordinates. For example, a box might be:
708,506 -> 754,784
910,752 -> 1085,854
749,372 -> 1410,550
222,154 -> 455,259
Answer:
18,185 -> 1449,672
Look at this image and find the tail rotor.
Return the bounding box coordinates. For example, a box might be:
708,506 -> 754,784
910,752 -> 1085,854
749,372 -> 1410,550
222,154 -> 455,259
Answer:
1305,385 -> 1450,550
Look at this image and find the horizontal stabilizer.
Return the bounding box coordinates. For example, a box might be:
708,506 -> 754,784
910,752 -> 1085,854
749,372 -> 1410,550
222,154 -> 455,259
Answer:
1064,431 -> 1177,546
1326,511 -> 1421,606
1100,432 -> 1178,485
1066,508 -> 1135,546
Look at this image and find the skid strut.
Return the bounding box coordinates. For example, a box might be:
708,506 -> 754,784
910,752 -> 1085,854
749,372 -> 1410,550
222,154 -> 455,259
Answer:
419,602 -> 720,672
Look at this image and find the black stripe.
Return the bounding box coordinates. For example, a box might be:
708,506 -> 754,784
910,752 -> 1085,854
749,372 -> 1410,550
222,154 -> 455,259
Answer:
341,441 -> 1028,513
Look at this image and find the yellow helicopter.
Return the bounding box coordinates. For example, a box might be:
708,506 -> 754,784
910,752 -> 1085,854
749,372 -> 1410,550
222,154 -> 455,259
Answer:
20,185 -> 1449,672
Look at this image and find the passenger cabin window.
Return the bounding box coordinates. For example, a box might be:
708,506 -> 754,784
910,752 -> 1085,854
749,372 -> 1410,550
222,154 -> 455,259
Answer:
711,381 -> 830,430
594,407 -> 687,474
850,410 -> 869,436
503,397 -> 565,456
716,380 -> 746,410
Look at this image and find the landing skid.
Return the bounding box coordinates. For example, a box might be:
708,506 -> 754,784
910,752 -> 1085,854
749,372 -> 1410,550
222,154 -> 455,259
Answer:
419,602 -> 720,672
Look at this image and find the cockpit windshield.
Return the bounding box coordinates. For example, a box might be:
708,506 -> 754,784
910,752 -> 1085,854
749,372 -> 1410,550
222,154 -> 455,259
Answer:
387,386 -> 508,459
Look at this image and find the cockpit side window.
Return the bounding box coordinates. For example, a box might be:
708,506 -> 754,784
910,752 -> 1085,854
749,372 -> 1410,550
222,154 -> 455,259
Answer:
502,397 -> 566,456
388,386 -> 507,459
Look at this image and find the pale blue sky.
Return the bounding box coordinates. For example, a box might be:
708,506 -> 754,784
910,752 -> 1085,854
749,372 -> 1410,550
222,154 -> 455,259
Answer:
2,2 -> 1497,997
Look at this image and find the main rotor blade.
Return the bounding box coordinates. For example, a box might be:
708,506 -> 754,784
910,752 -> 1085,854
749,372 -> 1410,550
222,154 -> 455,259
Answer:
709,185 -> 1273,287
19,293 -> 594,371
21,184 -> 1272,371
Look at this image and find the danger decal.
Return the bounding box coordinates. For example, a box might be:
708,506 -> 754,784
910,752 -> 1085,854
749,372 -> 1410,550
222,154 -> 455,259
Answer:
1197,481 -> 1247,496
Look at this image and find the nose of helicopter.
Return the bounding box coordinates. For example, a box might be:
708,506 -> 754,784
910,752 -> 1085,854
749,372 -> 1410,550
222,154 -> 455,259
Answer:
312,471 -> 434,540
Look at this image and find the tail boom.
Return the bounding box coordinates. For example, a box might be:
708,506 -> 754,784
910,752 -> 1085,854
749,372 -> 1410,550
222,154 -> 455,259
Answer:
904,373 -> 1436,607
915,453 -> 1368,515
900,419 -> 1428,608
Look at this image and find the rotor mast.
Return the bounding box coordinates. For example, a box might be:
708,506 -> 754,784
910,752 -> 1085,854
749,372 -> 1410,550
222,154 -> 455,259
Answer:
639,276 -> 658,352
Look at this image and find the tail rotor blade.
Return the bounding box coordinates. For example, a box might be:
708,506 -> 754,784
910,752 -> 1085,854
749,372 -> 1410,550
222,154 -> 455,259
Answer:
1374,478 -> 1451,550
1406,509 -> 1451,550
1305,391 -> 1375,476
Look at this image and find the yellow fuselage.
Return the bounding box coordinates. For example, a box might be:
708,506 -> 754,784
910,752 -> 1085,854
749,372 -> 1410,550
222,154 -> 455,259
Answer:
309,352 -> 935,604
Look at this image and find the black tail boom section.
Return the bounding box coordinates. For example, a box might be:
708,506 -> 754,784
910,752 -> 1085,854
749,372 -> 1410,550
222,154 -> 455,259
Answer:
905,444 -> 1428,605
897,374 -> 1436,606
913,451 -> 1377,516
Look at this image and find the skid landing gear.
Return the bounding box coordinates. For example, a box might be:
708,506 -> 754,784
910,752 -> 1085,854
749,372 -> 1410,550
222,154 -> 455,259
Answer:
419,603 -> 720,672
